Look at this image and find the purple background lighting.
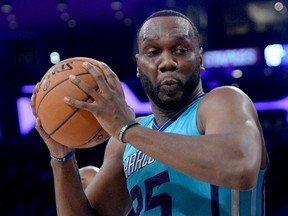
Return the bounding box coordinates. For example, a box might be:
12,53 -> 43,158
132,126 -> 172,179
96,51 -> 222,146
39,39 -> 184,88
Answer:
17,84 -> 288,136
254,96 -> 288,123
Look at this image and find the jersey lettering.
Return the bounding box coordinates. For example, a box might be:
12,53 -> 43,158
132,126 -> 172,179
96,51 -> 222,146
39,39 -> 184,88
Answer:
130,171 -> 172,216
124,151 -> 155,178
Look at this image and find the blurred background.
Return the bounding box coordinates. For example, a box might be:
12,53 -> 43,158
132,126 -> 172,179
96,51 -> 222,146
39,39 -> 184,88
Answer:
0,0 -> 287,215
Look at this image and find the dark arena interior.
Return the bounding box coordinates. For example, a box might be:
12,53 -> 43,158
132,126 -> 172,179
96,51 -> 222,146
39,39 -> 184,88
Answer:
0,0 -> 288,215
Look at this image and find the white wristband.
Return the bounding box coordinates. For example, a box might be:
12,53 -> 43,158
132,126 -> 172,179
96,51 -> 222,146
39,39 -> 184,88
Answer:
118,121 -> 140,143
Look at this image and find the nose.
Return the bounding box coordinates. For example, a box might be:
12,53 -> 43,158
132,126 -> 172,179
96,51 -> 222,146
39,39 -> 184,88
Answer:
158,51 -> 178,73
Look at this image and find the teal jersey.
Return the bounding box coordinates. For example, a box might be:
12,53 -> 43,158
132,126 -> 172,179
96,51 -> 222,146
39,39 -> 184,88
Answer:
123,96 -> 268,216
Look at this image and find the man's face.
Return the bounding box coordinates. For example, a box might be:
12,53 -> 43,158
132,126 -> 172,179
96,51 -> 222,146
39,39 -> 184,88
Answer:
136,16 -> 203,111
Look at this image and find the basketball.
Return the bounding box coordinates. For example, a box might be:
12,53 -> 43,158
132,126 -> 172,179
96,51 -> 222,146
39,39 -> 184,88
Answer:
35,57 -> 110,148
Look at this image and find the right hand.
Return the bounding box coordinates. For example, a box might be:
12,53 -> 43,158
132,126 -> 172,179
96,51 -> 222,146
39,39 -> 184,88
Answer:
31,83 -> 74,158
64,61 -> 136,140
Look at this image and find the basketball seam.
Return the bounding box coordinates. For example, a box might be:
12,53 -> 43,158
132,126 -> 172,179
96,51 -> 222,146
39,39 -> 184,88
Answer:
36,71 -> 90,114
49,95 -> 95,137
75,127 -> 106,147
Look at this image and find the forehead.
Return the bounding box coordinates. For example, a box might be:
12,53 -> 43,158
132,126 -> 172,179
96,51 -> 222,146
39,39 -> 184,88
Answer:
139,16 -> 193,41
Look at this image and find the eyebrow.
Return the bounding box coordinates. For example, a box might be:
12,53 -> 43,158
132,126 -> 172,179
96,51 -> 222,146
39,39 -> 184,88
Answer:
141,34 -> 159,43
173,34 -> 191,40
141,33 -> 191,43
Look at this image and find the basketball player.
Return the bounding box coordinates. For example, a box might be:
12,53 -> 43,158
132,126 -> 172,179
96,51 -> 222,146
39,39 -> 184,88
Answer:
31,10 -> 268,215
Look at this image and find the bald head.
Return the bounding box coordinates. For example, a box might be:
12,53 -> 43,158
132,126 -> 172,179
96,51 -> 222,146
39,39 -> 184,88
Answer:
137,10 -> 200,48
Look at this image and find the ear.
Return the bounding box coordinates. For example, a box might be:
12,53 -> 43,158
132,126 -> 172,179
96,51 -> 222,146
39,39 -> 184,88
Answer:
135,53 -> 139,64
135,54 -> 140,77
199,47 -> 205,71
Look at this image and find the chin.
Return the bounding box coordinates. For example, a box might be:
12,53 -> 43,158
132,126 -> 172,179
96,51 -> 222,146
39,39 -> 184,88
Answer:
157,97 -> 190,110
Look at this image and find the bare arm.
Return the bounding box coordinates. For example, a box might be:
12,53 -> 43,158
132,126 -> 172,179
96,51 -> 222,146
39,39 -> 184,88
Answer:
47,137 -> 131,216
122,86 -> 265,190
51,155 -> 96,215
84,137 -> 132,215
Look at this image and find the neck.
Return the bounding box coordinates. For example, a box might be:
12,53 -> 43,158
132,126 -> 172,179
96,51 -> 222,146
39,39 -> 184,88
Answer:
151,89 -> 204,126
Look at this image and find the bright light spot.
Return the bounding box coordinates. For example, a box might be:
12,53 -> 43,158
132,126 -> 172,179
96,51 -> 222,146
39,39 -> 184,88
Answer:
274,2 -> 284,11
232,69 -> 243,78
50,52 -> 60,64
264,44 -> 286,66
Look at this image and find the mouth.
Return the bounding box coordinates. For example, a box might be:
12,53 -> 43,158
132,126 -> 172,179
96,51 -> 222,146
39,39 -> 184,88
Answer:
160,79 -> 179,86
159,79 -> 180,94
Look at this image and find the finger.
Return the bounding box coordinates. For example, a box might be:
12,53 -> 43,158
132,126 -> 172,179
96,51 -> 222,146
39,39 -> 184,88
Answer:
30,94 -> 37,116
98,62 -> 125,97
82,61 -> 125,98
83,62 -> 110,94
85,61 -> 125,98
68,74 -> 100,100
64,96 -> 97,112
31,83 -> 40,116
35,118 -> 50,140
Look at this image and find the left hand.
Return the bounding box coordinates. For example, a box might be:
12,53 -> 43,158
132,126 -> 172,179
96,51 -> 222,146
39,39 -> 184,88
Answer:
64,60 -> 135,139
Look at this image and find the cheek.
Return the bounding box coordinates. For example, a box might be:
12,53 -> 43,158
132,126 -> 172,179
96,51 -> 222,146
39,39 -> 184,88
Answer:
137,56 -> 157,70
183,58 -> 200,72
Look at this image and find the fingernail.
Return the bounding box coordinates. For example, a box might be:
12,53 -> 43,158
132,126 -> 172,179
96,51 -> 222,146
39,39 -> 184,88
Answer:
69,74 -> 76,80
64,97 -> 70,102
101,62 -> 108,67
83,62 -> 90,68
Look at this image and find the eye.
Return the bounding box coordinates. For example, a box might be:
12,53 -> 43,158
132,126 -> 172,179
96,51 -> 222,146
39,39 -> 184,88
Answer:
175,47 -> 189,54
146,48 -> 160,57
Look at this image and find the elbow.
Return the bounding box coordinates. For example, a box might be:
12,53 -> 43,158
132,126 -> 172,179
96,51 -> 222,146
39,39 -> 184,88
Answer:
236,175 -> 257,191
232,165 -> 259,191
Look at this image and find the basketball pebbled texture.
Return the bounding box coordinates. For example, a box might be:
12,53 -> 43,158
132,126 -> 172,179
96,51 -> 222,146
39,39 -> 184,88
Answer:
35,57 -> 110,148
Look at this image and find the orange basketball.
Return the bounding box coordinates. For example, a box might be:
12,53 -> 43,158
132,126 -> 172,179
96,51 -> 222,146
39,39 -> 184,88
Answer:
35,57 -> 110,148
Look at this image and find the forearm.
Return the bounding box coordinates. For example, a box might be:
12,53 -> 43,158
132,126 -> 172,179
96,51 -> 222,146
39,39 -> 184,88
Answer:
51,156 -> 96,216
123,125 -> 261,190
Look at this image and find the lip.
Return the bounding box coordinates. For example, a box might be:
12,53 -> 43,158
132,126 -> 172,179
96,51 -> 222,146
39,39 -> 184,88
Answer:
160,79 -> 179,86
159,78 -> 180,94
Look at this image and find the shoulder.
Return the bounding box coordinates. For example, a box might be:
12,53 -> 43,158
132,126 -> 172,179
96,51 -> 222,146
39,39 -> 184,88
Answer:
204,85 -> 250,100
200,86 -> 254,110
197,86 -> 258,132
